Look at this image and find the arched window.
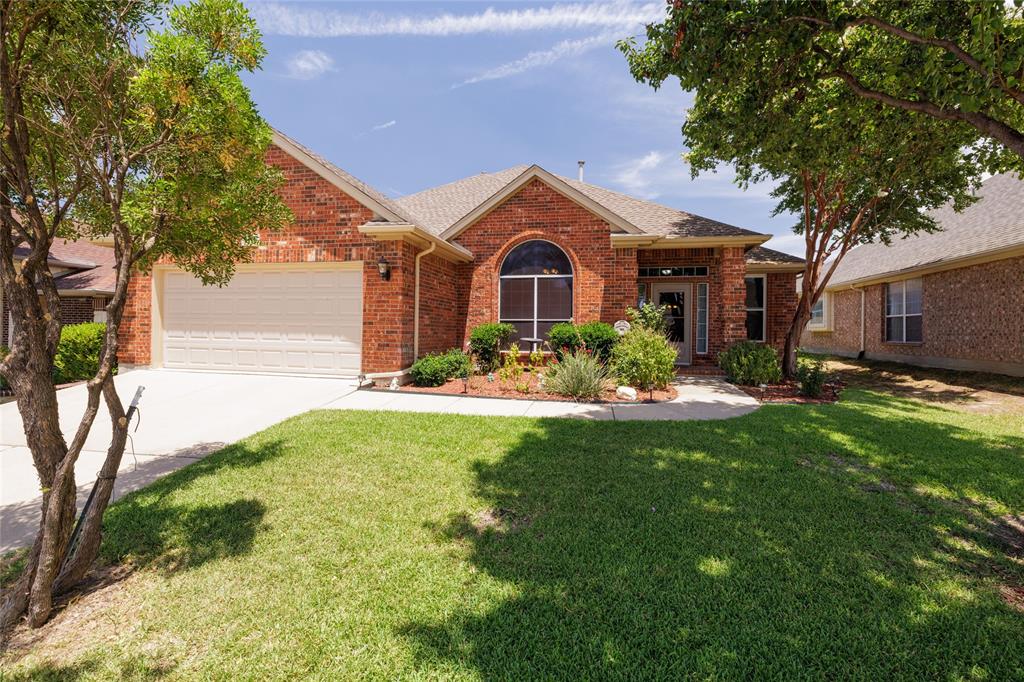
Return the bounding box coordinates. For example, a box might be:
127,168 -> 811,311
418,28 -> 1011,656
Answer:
499,240 -> 573,344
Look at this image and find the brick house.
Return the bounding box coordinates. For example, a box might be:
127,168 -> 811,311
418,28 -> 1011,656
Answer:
1,238 -> 115,346
801,172 -> 1024,377
118,130 -> 803,380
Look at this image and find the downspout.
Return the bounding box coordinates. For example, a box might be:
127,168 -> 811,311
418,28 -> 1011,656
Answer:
413,241 -> 437,360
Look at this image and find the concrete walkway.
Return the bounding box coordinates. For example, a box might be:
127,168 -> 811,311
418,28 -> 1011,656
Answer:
324,376 -> 759,421
1,369 -> 357,552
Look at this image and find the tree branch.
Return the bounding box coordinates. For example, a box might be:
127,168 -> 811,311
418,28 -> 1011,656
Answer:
829,68 -> 1024,158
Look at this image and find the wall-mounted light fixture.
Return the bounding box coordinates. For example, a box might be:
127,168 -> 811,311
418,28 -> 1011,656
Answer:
377,257 -> 391,281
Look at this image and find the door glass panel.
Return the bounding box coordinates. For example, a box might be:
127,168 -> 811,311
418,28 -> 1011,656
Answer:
658,291 -> 686,344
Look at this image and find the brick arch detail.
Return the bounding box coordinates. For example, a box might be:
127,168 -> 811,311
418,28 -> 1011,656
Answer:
451,177 -> 638,345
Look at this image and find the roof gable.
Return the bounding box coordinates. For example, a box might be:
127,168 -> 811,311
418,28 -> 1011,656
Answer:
437,166 -> 642,240
394,165 -> 768,242
270,129 -> 411,224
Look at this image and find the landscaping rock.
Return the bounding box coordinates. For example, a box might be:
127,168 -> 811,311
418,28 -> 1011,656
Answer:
616,386 -> 638,401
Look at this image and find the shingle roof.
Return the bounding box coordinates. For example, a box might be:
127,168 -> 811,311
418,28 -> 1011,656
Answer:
746,245 -> 804,266
827,172 -> 1024,287
395,166 -> 528,235
558,175 -> 763,238
13,237 -> 116,294
394,165 -> 765,239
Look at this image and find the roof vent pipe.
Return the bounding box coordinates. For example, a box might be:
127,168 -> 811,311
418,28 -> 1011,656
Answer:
577,160 -> 585,182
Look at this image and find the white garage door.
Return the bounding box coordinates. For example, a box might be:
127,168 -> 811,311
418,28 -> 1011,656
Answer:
160,265 -> 362,376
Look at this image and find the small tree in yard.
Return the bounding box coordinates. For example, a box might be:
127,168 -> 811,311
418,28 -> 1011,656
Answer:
621,2 -> 1000,378
0,0 -> 288,635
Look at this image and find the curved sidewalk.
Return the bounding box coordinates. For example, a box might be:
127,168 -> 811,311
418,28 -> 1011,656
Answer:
323,376 -> 760,421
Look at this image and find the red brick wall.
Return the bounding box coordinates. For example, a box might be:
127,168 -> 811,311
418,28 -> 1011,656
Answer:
119,143 -> 436,374
416,251 -> 463,356
1,293 -> 109,347
59,297 -> 95,326
449,178 -> 637,344
800,255 -> 1024,376
766,272 -> 798,352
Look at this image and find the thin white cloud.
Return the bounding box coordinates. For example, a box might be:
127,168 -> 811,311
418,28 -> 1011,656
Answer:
609,151 -> 779,201
371,120 -> 397,131
612,150 -> 670,198
252,2 -> 662,37
454,33 -> 613,88
286,50 -> 335,80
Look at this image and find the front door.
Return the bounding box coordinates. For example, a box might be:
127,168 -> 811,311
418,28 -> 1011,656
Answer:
651,283 -> 691,365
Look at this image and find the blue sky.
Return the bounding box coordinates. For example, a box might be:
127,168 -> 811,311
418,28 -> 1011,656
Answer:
242,1 -> 804,255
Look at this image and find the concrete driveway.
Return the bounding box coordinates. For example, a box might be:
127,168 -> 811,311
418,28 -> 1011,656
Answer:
1,369 -> 357,552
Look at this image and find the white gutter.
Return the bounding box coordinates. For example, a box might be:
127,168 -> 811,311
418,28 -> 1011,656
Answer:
413,241 -> 437,360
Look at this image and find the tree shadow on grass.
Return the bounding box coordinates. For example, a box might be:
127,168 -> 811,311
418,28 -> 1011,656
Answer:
402,390 -> 1024,679
97,440 -> 285,573
1,649 -> 176,681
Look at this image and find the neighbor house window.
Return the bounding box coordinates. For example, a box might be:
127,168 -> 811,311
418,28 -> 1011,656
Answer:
885,278 -> 922,343
696,283 -> 708,354
807,292 -> 829,330
499,240 -> 573,344
744,275 -> 766,342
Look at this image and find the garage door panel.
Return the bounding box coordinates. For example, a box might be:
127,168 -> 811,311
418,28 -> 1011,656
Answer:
161,266 -> 362,376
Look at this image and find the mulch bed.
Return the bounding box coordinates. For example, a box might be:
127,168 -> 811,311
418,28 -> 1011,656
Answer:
737,380 -> 844,404
395,372 -> 677,403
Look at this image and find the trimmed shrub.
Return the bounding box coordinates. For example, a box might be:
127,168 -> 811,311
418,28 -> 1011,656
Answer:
718,341 -> 782,386
54,322 -> 107,384
546,321 -> 618,362
626,303 -> 668,334
545,349 -> 612,401
611,327 -> 677,395
410,349 -> 472,387
469,323 -> 515,372
796,356 -> 828,397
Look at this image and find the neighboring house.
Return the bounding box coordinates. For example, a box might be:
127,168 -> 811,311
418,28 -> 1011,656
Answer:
1,238 -> 115,346
801,172 -> 1024,377
119,130 -> 803,380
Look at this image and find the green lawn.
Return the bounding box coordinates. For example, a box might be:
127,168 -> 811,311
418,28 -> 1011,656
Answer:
4,389 -> 1024,680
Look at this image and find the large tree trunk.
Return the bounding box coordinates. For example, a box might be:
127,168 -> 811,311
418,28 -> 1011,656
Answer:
0,326 -> 79,633
53,376 -> 128,593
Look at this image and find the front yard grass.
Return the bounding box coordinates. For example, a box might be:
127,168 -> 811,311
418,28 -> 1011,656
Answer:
2,388 -> 1023,679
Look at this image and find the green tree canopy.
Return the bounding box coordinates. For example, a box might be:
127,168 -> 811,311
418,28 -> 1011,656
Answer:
0,0 -> 288,634
620,1 -> 993,375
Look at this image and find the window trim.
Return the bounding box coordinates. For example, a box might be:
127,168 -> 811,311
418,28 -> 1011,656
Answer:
744,274 -> 767,342
807,291 -> 830,331
696,282 -> 708,354
498,240 -> 574,342
884,278 -> 923,344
